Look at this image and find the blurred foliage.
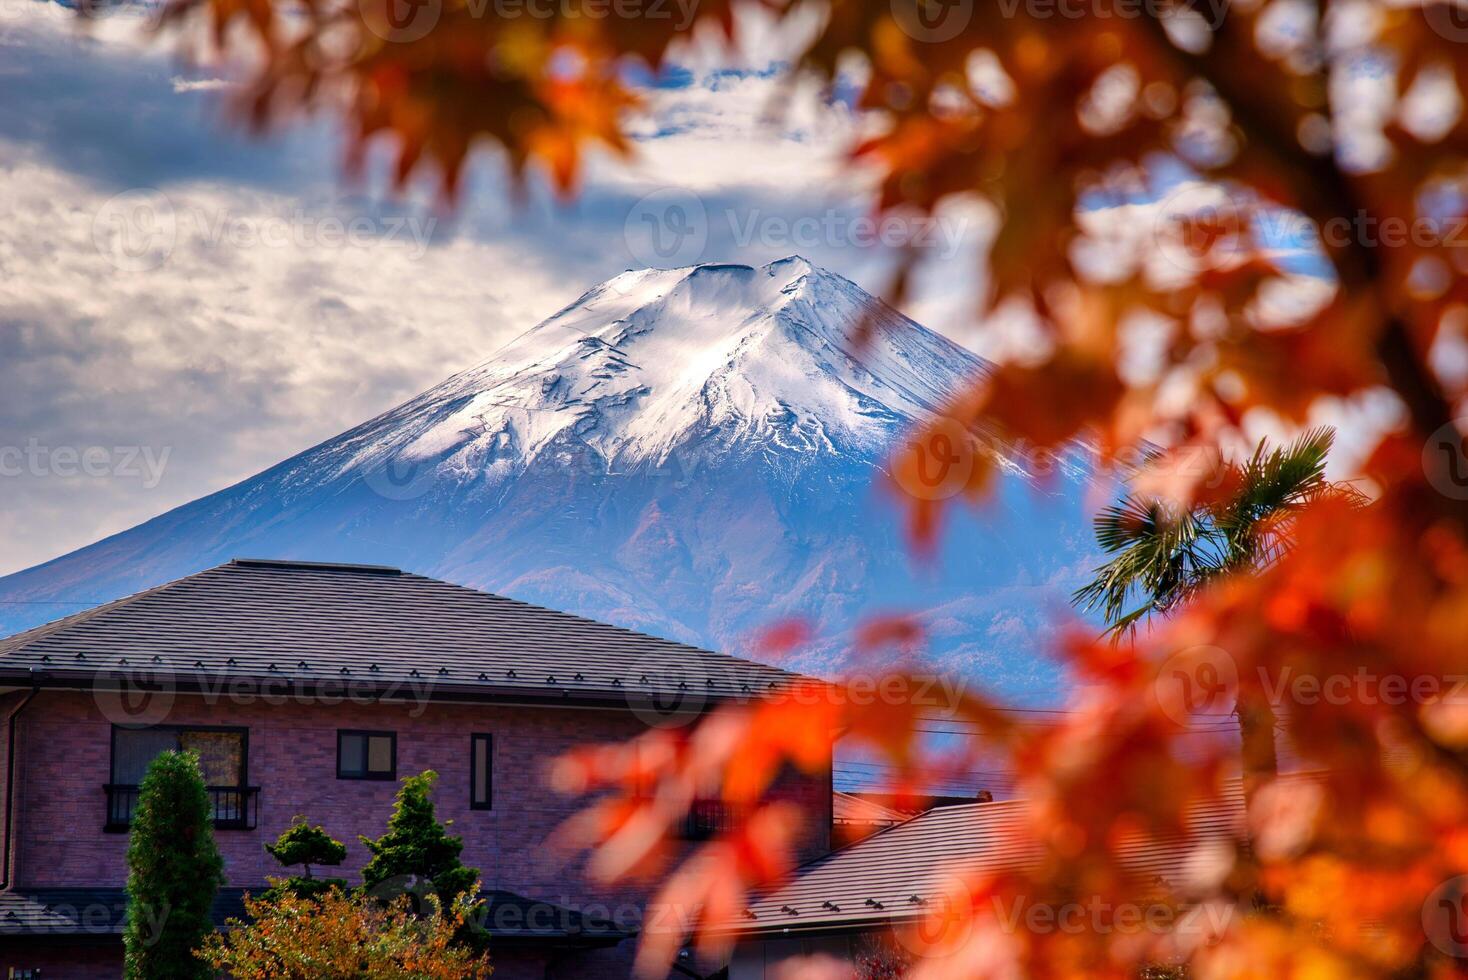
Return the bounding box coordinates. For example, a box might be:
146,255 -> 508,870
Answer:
147,0 -> 1468,976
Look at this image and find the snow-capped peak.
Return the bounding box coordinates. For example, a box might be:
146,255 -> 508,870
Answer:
327,257 -> 986,490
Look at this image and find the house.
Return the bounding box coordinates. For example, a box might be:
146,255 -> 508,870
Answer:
830,791 -> 905,846
723,779 -> 1284,978
0,558 -> 834,979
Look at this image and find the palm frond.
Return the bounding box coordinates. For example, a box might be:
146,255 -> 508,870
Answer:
1073,428 -> 1352,633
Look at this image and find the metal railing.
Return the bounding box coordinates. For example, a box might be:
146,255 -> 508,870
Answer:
103,784 -> 260,832
677,799 -> 744,841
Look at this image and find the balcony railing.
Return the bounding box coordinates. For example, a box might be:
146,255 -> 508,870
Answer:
677,799 -> 744,841
104,784 -> 260,832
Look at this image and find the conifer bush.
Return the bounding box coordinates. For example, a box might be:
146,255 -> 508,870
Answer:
123,749 -> 224,980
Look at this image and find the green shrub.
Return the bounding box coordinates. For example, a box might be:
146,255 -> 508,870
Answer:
123,750 -> 225,980
261,817 -> 349,901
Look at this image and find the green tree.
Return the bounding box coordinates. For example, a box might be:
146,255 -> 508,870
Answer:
1073,428 -> 1360,810
1074,428 -> 1349,634
124,750 -> 225,980
359,771 -> 480,911
262,817 -> 349,901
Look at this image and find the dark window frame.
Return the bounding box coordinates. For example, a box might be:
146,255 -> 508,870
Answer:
108,723 -> 251,788
469,733 -> 493,811
105,724 -> 255,832
336,729 -> 397,781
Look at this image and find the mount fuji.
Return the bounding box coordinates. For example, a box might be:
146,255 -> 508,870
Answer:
0,258 -> 1096,700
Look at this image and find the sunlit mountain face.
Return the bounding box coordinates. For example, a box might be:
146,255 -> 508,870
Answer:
0,258 -> 1099,702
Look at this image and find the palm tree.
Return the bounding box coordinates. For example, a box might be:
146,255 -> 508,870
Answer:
1074,427 -> 1347,634
1073,427 -> 1360,806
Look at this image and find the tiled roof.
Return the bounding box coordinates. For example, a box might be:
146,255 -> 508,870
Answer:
0,886 -> 632,945
0,559 -> 801,708
0,887 -> 248,938
832,791 -> 906,826
734,776 -> 1313,937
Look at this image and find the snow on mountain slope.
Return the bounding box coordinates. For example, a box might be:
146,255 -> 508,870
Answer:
0,258 -> 1093,701
318,256 -> 984,492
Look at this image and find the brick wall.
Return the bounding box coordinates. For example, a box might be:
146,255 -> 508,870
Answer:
0,942 -> 122,979
4,688 -> 832,978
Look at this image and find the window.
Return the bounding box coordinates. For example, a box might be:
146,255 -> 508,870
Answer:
470,734 -> 492,810
678,799 -> 745,840
107,725 -> 255,830
337,730 -> 396,780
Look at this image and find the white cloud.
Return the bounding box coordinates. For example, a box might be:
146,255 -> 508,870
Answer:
0,0 -> 994,576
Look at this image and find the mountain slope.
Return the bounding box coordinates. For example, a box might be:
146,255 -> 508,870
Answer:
0,258 -> 1094,700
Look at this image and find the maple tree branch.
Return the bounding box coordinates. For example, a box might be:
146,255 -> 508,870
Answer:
1131,10 -> 1457,452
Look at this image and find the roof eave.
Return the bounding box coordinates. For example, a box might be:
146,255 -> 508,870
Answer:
0,668 -> 776,713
